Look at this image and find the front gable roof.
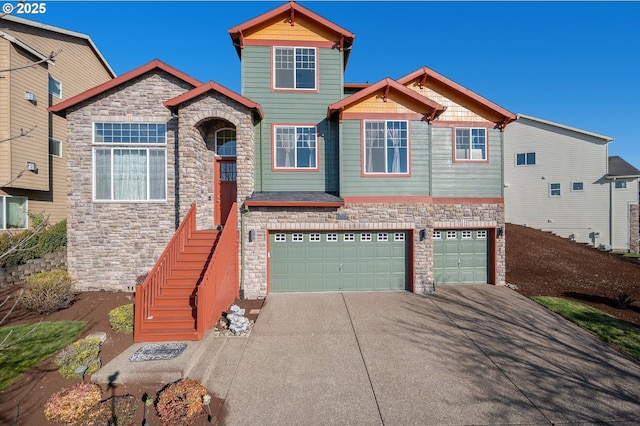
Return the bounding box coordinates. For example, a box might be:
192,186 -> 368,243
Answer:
49,59 -> 202,116
398,66 -> 516,129
164,81 -> 264,119
228,1 -> 355,65
327,78 -> 446,122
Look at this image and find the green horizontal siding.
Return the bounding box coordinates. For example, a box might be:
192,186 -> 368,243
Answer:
431,128 -> 503,198
340,120 -> 430,196
243,46 -> 342,192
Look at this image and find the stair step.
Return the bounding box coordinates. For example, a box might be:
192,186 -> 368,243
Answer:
139,317 -> 196,329
148,305 -> 195,319
174,259 -> 208,269
160,285 -> 197,297
154,294 -> 194,306
134,329 -> 200,342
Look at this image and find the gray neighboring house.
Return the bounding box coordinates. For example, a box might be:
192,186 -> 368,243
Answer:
504,114 -> 640,252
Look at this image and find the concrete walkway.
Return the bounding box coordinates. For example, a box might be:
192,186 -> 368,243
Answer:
95,286 -> 640,425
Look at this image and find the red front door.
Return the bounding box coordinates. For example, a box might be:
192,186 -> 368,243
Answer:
215,157 -> 236,225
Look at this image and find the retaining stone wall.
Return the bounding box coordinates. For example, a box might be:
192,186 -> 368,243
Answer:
0,250 -> 67,289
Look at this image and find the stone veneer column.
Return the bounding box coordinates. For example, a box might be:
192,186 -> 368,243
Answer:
630,204 -> 639,254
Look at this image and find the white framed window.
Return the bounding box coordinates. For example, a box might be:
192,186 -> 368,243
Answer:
455,128 -> 486,160
343,233 -> 355,242
215,128 -> 236,157
327,233 -> 338,242
571,182 -> 584,192
516,152 -> 536,166
446,230 -> 457,239
461,230 -> 472,239
292,233 -> 303,242
394,233 -> 405,242
361,233 -> 372,242
274,47 -> 316,90
49,138 -> 62,157
310,233 -> 321,242
0,196 -> 28,230
433,230 -> 442,239
477,230 -> 487,239
615,180 -> 627,189
93,123 -> 167,201
364,120 -> 408,174
274,126 -> 317,169
275,233 -> 286,242
377,233 -> 388,242
48,75 -> 62,98
549,183 -> 561,197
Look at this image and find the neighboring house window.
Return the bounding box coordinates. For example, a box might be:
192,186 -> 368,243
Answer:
516,152 -> 536,166
0,196 -> 28,230
615,181 -> 627,189
215,128 -> 236,156
93,123 -> 167,201
274,47 -> 316,90
48,75 -> 62,98
572,182 -> 584,192
49,138 -> 62,157
455,128 -> 486,161
549,183 -> 561,197
274,126 -> 317,169
364,120 -> 408,174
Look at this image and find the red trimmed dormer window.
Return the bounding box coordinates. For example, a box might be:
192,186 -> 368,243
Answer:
274,47 -> 316,90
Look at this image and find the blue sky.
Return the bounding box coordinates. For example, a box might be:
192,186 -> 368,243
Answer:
16,1 -> 640,169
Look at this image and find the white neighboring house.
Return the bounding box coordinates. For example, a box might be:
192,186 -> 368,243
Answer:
504,114 -> 640,252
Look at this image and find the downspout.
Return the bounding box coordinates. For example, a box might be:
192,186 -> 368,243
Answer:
259,120 -> 264,192
610,179 -> 614,248
172,112 -> 180,230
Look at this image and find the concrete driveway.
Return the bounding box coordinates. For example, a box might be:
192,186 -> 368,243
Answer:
212,285 -> 640,425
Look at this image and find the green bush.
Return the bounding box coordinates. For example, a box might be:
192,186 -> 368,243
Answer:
109,304 -> 134,334
19,270 -> 76,314
0,217 -> 66,268
54,337 -> 101,378
156,378 -> 208,425
44,382 -> 102,425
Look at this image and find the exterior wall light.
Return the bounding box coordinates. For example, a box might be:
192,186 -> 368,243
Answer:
497,227 -> 504,238
26,161 -> 38,172
248,229 -> 255,242
419,229 -> 427,241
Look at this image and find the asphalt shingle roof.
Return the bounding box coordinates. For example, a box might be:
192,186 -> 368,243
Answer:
608,156 -> 640,177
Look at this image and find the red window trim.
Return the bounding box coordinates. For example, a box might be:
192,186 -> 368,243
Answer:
271,123 -> 321,172
361,119 -> 412,178
271,45 -> 319,93
451,126 -> 490,164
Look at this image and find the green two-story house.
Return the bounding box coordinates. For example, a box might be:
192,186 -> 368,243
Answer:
232,2 -> 515,297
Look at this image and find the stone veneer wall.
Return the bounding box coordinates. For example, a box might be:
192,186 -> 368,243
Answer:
630,204 -> 639,254
65,71 -> 195,291
173,92 -> 256,229
241,202 -> 505,299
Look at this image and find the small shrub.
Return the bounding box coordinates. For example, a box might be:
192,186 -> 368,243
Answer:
109,303 -> 134,334
55,337 -> 101,378
89,394 -> 139,426
0,217 -> 66,268
156,378 -> 208,425
136,272 -> 149,286
19,269 -> 76,314
44,382 -> 102,425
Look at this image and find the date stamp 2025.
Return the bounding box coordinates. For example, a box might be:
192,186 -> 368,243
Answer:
2,2 -> 47,15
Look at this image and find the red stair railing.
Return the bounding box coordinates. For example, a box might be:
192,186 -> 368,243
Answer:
195,203 -> 239,337
134,203 -> 197,341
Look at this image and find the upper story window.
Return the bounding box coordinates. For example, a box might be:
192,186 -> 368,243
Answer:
516,152 -> 536,166
48,75 -> 62,98
572,182 -> 584,192
549,183 -> 561,197
0,196 -> 28,230
455,128 -> 486,161
364,120 -> 408,175
215,128 -> 236,157
93,123 -> 167,201
615,180 -> 627,189
274,47 -> 316,90
274,125 -> 317,169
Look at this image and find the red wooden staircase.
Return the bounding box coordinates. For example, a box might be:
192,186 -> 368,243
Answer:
134,203 -> 239,342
